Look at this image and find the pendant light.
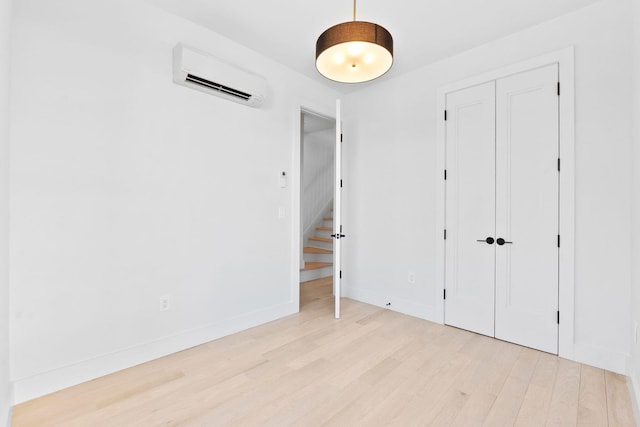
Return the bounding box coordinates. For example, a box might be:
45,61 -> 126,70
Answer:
316,0 -> 393,83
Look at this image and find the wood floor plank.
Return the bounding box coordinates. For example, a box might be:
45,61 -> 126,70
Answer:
11,278 -> 636,427
448,339 -> 522,426
426,387 -> 471,426
605,370 -> 636,426
546,358 -> 581,426
483,347 -> 540,426
514,352 -> 559,426
322,340 -> 444,426
321,357 -> 404,426
385,352 -> 476,426
451,391 -> 498,426
483,375 -> 529,426
342,340 -> 474,426
578,364 -> 609,425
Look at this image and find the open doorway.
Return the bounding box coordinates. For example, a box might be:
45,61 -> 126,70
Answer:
299,110 -> 335,311
300,277 -> 334,311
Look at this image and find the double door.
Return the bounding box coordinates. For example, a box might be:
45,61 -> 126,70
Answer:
444,64 -> 559,354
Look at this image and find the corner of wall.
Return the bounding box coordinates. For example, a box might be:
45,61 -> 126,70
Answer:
0,0 -> 11,422
3,385 -> 13,427
630,0 -> 640,419
627,361 -> 640,426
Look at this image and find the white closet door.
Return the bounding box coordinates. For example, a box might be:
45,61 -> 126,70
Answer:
445,82 -> 496,337
494,64 -> 559,353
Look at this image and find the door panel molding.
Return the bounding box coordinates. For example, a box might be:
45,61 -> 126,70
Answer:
444,82 -> 496,337
494,64 -> 559,354
436,47 -> 575,359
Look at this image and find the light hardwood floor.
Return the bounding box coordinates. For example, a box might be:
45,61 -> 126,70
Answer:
12,277 -> 636,426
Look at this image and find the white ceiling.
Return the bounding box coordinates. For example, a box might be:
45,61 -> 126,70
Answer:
150,0 -> 602,93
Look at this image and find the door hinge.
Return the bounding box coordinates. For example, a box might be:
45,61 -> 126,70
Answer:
444,110 -> 447,121
557,310 -> 560,324
444,169 -> 447,180
557,158 -> 561,172
340,133 -> 343,142
557,234 -> 560,248
557,82 -> 560,96
444,289 -> 446,300
340,179 -> 343,188
444,229 -> 447,240
340,270 -> 342,279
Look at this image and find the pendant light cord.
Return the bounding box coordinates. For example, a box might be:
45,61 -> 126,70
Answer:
353,0 -> 356,21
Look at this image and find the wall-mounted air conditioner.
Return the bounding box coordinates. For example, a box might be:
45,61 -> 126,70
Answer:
173,43 -> 267,108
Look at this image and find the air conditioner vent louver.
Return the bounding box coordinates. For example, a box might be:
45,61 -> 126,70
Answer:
185,74 -> 251,101
173,43 -> 267,108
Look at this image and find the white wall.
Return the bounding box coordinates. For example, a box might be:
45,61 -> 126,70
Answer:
629,0 -> 640,413
302,128 -> 334,244
7,0 -> 636,408
342,0 -> 633,373
0,0 -> 12,423
9,0 -> 338,403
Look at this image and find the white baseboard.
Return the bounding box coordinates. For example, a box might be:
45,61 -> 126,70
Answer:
347,287 -> 633,378
572,342 -> 629,375
12,301 -> 297,404
346,286 -> 438,323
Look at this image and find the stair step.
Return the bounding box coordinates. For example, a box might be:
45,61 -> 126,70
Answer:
300,265 -> 333,282
301,262 -> 333,271
304,246 -> 333,254
323,217 -> 333,221
304,245 -> 333,263
316,226 -> 333,231
309,236 -> 332,243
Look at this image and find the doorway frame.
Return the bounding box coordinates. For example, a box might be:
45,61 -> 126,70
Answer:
292,103 -> 336,312
435,46 -> 575,359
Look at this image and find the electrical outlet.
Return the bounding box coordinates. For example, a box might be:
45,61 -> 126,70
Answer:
408,271 -> 416,284
160,295 -> 170,311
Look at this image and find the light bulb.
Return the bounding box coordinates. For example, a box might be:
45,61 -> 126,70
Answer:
333,52 -> 346,64
347,42 -> 364,56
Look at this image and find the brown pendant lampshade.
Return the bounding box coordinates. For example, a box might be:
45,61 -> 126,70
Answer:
315,1 -> 393,83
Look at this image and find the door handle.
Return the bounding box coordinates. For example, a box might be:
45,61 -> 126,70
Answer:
476,237 -> 495,244
331,233 -> 346,240
496,238 -> 512,245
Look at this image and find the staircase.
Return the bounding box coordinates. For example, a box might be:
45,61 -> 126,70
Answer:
300,211 -> 334,283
